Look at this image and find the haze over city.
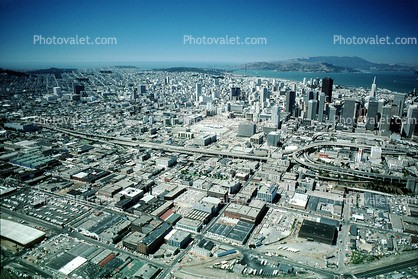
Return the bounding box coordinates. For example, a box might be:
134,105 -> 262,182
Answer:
1,0 -> 418,68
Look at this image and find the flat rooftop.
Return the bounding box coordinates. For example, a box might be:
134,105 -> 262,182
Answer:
1,219 -> 45,246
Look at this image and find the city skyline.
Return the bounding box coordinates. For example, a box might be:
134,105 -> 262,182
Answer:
1,0 -> 418,69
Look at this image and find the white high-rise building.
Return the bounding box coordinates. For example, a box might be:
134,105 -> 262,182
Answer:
271,105 -> 280,128
260,87 -> 268,102
307,100 -> 317,120
53,87 -> 62,96
370,77 -> 377,98
405,105 -> 418,138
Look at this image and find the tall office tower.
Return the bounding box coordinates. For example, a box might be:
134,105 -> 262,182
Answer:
165,76 -> 170,85
285,91 -> 296,115
271,105 -> 280,128
73,83 -> 84,95
291,83 -> 296,92
230,87 -> 241,101
260,87 -> 268,102
307,91 -> 314,101
214,78 -> 219,85
232,87 -> 239,100
321,77 -> 333,103
404,105 -> 418,138
318,93 -> 325,122
370,77 -> 377,98
132,87 -> 139,100
138,84 -> 146,94
390,116 -> 402,133
378,99 -> 385,114
196,83 -> 202,101
53,87 -> 62,96
328,106 -> 337,125
255,102 -> 260,115
303,77 -> 307,86
366,100 -> 379,130
393,93 -> 406,117
307,100 -> 318,120
379,105 -> 392,136
341,99 -> 359,125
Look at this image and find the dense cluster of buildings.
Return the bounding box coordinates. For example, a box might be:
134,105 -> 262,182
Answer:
1,67 -> 418,278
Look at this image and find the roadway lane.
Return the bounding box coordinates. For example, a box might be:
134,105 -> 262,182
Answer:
353,258 -> 418,278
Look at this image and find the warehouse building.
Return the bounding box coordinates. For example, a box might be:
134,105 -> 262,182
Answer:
298,220 -> 336,245
176,218 -> 203,233
71,168 -> 110,183
156,156 -> 177,168
193,196 -> 222,214
165,229 -> 191,248
193,134 -> 217,146
133,263 -> 160,279
10,153 -> 58,170
191,239 -> 214,257
123,232 -> 146,252
214,245 -> 236,257
0,219 -> 45,247
138,222 -> 172,255
132,215 -> 154,233
224,200 -> 266,224
99,220 -> 131,244
4,122 -> 41,132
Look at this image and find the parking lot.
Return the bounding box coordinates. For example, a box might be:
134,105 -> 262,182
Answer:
1,190 -> 90,227
258,208 -> 298,244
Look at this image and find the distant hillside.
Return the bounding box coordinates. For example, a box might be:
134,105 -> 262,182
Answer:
235,61 -> 358,73
152,67 -> 229,75
0,68 -> 28,77
294,56 -> 417,71
26,67 -> 75,78
235,56 -> 418,72
114,66 -> 138,69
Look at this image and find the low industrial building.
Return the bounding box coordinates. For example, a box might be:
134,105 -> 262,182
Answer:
191,239 -> 214,257
123,232 -> 146,252
71,168 -> 110,183
0,219 -> 45,247
156,156 -> 177,168
176,218 -> 203,233
224,200 -> 266,224
165,229 -> 191,248
298,219 -> 336,245
133,263 -> 160,279
138,222 -> 172,255
214,245 -> 236,257
193,134 -> 217,146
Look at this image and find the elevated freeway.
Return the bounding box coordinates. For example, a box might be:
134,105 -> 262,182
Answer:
44,126 -> 269,161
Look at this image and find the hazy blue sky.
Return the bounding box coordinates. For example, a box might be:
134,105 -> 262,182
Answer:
0,0 -> 417,69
